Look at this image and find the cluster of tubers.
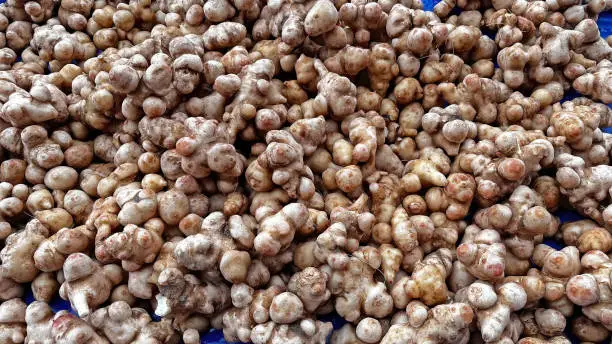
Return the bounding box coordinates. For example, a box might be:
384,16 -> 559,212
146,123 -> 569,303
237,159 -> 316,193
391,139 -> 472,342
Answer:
0,0 -> 611,343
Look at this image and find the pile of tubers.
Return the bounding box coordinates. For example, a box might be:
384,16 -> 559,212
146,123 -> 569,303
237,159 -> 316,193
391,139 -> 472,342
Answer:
0,0 -> 611,342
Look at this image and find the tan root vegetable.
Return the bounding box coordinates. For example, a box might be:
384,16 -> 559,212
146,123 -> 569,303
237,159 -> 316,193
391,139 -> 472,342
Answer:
0,0 -> 610,342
